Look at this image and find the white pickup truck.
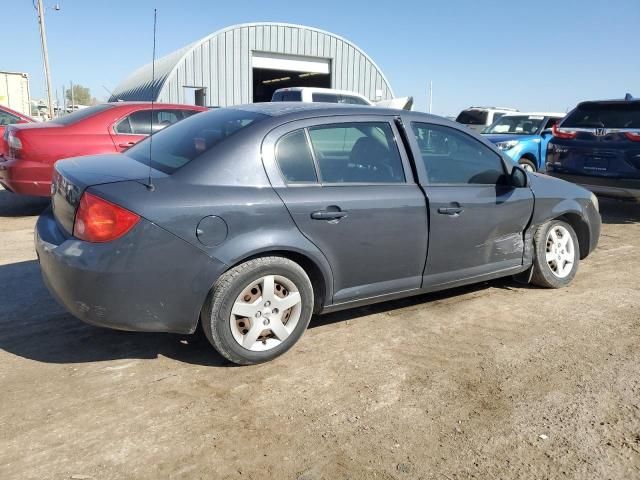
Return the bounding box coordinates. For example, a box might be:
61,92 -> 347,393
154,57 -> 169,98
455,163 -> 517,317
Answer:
271,87 -> 413,110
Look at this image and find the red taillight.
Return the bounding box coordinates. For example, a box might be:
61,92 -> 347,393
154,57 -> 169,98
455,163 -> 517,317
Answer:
74,192 -> 140,242
7,130 -> 23,158
624,131 -> 640,142
552,124 -> 577,139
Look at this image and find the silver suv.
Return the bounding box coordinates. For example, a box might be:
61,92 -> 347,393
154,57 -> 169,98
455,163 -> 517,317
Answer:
456,106 -> 518,132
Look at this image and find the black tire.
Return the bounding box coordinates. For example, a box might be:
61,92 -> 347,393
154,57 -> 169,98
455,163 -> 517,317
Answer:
531,220 -> 580,288
519,158 -> 537,173
201,256 -> 314,365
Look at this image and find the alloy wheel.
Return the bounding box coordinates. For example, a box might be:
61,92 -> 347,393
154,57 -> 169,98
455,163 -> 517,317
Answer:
229,275 -> 302,351
545,225 -> 575,278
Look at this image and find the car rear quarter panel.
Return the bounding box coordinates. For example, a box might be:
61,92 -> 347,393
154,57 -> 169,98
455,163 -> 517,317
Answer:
90,172 -> 336,308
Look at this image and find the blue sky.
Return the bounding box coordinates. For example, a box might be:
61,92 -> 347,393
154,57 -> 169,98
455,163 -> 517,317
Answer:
5,0 -> 639,116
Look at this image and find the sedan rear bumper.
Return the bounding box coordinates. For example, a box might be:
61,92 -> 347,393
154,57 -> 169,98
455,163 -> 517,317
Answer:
35,208 -> 227,334
547,172 -> 640,201
0,157 -> 52,196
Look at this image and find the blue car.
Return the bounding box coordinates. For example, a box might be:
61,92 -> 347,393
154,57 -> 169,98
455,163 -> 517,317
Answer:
482,113 -> 565,172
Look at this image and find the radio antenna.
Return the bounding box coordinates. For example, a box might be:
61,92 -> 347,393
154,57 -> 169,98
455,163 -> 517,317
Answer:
146,8 -> 157,191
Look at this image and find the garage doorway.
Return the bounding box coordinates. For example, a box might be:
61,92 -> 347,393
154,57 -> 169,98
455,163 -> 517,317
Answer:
252,52 -> 331,103
183,86 -> 207,106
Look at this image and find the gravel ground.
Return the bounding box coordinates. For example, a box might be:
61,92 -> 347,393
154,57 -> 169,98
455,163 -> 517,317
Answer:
0,187 -> 638,480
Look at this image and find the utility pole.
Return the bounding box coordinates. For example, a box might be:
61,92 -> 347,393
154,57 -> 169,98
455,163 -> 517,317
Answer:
428,81 -> 433,114
70,81 -> 74,110
36,0 -> 54,119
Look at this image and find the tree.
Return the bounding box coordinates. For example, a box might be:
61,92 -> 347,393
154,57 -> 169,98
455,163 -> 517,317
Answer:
65,84 -> 92,106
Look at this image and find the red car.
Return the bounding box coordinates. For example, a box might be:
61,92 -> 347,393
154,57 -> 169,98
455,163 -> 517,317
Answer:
0,102 -> 207,196
0,105 -> 35,159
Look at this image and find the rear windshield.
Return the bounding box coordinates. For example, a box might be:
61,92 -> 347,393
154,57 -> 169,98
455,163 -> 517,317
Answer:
126,108 -> 268,174
456,110 -> 488,125
272,91 -> 302,102
562,102 -> 640,128
50,104 -> 116,125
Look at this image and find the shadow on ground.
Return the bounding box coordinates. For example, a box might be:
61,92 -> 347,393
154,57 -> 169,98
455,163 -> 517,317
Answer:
0,258 -> 516,367
599,197 -> 640,225
0,260 -> 230,367
0,189 -> 49,217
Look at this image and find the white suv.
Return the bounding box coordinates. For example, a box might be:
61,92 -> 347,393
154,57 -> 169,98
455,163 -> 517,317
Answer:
271,87 -> 413,110
455,106 -> 519,132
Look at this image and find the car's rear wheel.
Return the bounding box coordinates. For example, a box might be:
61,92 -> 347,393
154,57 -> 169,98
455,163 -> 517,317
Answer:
531,220 -> 580,288
202,256 -> 314,365
519,158 -> 537,173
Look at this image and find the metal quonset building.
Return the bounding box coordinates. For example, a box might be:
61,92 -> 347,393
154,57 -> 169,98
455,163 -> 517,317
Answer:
110,22 -> 394,107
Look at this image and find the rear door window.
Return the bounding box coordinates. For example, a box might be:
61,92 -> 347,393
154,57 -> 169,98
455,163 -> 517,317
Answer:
116,109 -> 185,135
562,103 -> 640,128
412,122 -> 505,185
455,110 -> 488,125
307,122 -> 405,183
312,93 -> 340,103
0,110 -> 20,125
275,130 -> 318,183
341,95 -> 370,105
272,91 -> 302,101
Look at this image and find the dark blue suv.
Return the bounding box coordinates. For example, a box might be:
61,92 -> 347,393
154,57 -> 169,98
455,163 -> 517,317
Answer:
546,95 -> 640,200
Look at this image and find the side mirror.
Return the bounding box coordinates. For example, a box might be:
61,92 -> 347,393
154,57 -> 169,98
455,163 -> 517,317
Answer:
510,165 -> 529,188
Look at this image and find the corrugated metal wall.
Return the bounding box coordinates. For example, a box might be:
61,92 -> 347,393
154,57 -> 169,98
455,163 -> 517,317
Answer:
111,23 -> 393,106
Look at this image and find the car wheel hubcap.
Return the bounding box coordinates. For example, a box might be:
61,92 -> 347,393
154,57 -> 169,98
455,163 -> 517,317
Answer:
229,275 -> 302,352
545,225 -> 575,279
522,163 -> 535,172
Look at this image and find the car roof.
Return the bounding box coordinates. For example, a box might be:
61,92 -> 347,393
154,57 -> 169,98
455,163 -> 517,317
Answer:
104,101 -> 207,109
230,101 -> 396,116
577,98 -> 640,108
466,106 -> 518,112
227,102 -> 457,128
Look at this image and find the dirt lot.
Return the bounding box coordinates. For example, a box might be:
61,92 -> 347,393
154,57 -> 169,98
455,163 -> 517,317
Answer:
0,187 -> 638,480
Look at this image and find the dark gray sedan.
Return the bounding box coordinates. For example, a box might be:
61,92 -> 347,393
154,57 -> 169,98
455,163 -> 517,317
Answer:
36,104 -> 601,365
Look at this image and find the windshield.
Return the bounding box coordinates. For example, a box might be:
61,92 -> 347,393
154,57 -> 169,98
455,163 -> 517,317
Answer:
50,104 -> 115,125
483,115 -> 545,134
126,108 -> 268,174
455,110 -> 488,125
562,102 -> 640,128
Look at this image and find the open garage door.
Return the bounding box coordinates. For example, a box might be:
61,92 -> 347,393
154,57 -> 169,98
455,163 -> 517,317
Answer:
252,52 -> 331,102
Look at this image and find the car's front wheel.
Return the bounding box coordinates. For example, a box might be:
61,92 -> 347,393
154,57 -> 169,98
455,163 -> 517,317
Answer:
202,256 -> 314,365
531,220 -> 580,288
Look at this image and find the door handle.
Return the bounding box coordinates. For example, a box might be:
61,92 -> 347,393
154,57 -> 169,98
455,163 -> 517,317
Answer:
437,206 -> 464,215
311,208 -> 347,221
118,142 -> 136,148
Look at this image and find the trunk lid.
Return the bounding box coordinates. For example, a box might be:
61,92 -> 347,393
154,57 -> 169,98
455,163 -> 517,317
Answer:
550,100 -> 640,179
550,131 -> 640,179
51,154 -> 165,235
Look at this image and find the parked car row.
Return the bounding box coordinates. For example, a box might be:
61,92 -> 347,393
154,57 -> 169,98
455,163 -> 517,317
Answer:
455,95 -> 640,201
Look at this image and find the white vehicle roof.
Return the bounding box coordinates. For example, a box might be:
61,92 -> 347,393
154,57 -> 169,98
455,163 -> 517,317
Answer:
466,106 -> 518,112
501,111 -> 566,117
274,87 -> 369,98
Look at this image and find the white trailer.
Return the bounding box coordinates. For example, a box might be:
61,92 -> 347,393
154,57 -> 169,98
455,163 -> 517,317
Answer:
0,71 -> 31,116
